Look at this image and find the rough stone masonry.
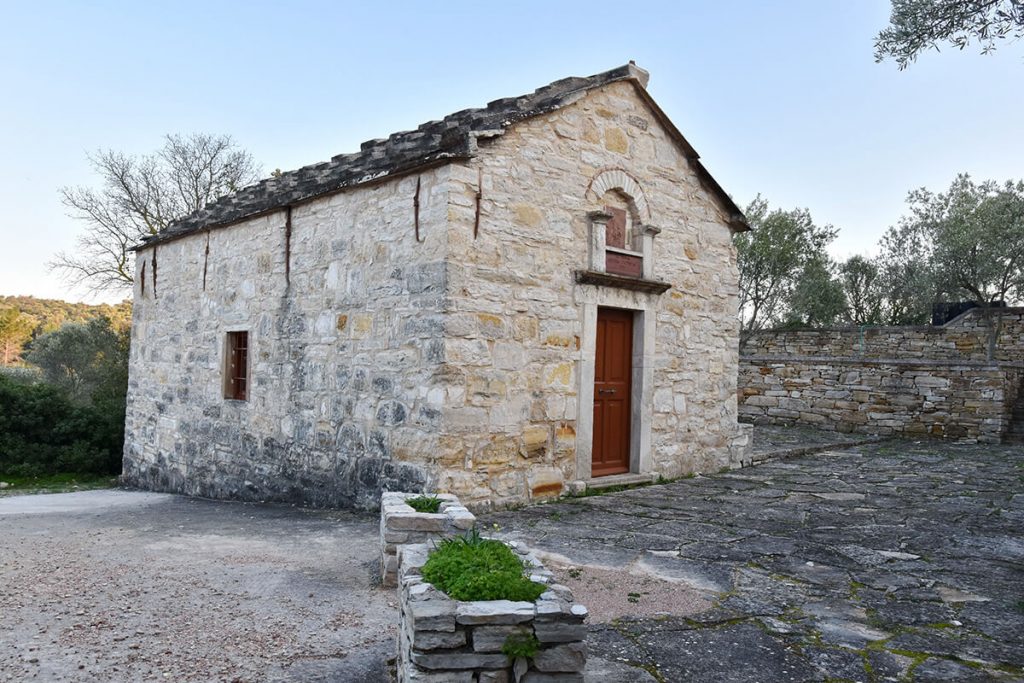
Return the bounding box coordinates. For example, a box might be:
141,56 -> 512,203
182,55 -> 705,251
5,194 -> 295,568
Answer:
122,63 -> 752,509
739,308 -> 1024,443
380,492 -> 476,588
397,541 -> 588,682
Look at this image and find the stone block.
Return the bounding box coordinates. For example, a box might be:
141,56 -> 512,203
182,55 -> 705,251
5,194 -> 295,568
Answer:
408,597 -> 457,632
449,509 -> 476,530
404,668 -> 474,682
477,672 -> 511,683
533,621 -> 587,643
388,513 -> 446,533
412,628 -> 467,651
521,672 -> 584,682
471,625 -> 531,652
385,529 -> 410,544
411,651 -> 510,670
456,601 -> 536,625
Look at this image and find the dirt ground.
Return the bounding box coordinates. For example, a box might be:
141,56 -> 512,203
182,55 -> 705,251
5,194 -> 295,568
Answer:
0,490 -> 396,682
5,436 -> 1023,682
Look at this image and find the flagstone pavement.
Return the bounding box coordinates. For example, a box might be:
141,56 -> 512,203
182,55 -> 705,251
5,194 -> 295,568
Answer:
484,439 -> 1024,682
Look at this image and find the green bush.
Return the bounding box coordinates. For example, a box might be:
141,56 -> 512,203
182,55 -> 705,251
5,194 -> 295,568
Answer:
406,494 -> 442,513
421,529 -> 547,602
0,374 -> 123,478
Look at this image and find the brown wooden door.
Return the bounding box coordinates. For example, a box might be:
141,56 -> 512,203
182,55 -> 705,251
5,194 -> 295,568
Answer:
593,308 -> 633,476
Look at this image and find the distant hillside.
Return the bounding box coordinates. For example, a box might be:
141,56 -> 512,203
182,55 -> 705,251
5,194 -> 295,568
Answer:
0,296 -> 132,365
0,295 -> 132,335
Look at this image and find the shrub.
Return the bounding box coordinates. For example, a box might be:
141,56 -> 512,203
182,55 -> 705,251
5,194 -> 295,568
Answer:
406,494 -> 442,513
0,375 -> 122,477
422,529 -> 546,602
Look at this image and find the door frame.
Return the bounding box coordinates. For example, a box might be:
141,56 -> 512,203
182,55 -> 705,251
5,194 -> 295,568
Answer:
574,290 -> 657,481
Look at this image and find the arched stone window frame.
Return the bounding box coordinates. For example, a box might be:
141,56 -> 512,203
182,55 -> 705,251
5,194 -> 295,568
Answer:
584,168 -> 661,280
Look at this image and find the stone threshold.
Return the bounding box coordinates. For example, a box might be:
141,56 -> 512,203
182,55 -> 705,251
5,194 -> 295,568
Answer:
583,472 -> 658,491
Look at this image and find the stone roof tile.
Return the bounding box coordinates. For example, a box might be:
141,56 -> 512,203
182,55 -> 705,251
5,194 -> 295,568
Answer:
141,63 -> 746,248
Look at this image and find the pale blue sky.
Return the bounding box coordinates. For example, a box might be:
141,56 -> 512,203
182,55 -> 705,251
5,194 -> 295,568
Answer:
2,0 -> 1021,303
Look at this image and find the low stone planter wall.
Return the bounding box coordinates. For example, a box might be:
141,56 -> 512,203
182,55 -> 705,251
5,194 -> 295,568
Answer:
380,492 -> 476,587
397,541 -> 588,683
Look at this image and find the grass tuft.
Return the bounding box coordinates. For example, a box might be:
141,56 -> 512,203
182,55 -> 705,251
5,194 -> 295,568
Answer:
405,495 -> 442,513
0,472 -> 117,494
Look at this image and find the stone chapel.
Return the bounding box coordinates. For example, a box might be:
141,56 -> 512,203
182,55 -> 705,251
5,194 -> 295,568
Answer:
122,63 -> 753,509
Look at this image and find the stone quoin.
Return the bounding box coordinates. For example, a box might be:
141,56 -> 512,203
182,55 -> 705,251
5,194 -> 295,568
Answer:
122,63 -> 752,509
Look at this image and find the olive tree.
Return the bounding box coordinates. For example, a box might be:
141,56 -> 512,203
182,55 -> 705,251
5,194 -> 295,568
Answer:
876,0 -> 1024,69
839,255 -> 885,326
735,196 -> 838,341
881,174 -> 1024,356
786,256 -> 848,328
874,222 -> 939,325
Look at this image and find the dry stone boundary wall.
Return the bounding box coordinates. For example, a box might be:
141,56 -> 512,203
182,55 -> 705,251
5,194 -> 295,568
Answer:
739,309 -> 1024,444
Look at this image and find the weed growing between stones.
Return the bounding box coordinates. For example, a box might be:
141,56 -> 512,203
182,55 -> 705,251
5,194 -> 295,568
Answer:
421,529 -> 546,602
500,631 -> 539,659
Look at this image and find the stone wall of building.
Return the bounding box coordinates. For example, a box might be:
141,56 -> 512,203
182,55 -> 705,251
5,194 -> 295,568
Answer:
123,79 -> 749,510
739,310 -> 1024,443
123,166 -> 453,508
436,81 -> 747,506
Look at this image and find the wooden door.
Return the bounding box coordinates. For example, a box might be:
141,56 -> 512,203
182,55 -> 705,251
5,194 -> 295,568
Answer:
593,308 -> 633,476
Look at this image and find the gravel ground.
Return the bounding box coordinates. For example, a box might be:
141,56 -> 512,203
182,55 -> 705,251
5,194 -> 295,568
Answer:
546,562 -> 710,623
0,490 -> 395,682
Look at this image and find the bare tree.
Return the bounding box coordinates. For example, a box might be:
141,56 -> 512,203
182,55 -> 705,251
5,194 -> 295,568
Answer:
52,134 -> 260,293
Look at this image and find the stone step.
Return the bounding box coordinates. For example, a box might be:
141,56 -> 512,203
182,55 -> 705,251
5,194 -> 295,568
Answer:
583,472 -> 658,491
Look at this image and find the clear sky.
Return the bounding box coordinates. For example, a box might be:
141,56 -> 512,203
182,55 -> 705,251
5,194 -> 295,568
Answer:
1,0 -> 1021,304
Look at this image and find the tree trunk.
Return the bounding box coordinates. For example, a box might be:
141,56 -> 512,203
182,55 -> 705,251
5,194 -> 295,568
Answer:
981,305 -> 1004,363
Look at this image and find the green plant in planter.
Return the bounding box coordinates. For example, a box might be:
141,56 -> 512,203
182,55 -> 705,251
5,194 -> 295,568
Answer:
422,529 -> 546,602
406,494 -> 442,513
501,631 -> 540,659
